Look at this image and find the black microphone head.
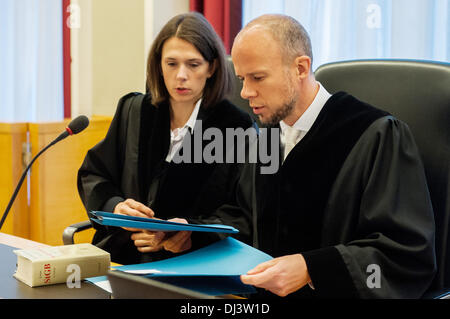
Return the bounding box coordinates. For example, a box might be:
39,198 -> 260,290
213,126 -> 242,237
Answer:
67,115 -> 89,135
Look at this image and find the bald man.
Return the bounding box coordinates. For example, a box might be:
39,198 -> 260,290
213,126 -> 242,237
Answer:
229,14 -> 436,299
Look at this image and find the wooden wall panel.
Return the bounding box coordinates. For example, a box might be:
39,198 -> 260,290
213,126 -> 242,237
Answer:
28,116 -> 111,245
0,123 -> 29,238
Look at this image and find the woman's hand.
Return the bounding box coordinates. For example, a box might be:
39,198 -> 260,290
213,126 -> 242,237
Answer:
114,198 -> 154,218
162,218 -> 192,253
114,198 -> 154,232
131,230 -> 166,253
130,218 -> 192,254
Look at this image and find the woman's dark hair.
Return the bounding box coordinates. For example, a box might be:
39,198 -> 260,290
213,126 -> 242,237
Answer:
147,12 -> 233,108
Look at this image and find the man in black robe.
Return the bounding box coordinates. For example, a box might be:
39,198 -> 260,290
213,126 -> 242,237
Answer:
229,14 -> 436,298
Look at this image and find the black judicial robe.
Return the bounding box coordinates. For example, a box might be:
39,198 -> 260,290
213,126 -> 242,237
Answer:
236,92 -> 436,298
77,93 -> 254,265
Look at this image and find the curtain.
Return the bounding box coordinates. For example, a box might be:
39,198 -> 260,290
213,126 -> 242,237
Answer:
190,0 -> 242,54
0,0 -> 64,122
243,0 -> 449,71
63,0 -> 71,119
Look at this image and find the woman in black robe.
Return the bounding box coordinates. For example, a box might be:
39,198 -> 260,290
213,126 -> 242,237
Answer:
77,13 -> 254,265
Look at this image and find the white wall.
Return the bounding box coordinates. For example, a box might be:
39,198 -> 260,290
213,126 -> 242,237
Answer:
71,0 -> 189,117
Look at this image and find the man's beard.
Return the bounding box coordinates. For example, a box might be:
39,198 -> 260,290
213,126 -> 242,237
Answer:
260,87 -> 298,127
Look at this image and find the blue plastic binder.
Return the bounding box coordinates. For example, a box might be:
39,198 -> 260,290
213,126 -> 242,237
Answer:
111,237 -> 273,295
90,211 -> 239,233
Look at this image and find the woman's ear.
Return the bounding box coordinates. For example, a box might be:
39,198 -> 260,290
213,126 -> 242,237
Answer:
295,56 -> 312,79
207,59 -> 217,78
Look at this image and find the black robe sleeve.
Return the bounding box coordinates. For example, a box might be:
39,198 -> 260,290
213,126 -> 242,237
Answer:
77,93 -> 138,214
183,124 -> 258,247
302,116 -> 436,298
77,93 -> 142,263
186,160 -> 255,246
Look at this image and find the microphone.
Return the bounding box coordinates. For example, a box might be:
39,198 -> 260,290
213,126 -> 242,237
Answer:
0,115 -> 90,231
51,114 -> 90,145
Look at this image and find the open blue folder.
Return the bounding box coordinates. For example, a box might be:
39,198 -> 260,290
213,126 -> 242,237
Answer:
112,237 -> 273,295
90,211 -> 239,233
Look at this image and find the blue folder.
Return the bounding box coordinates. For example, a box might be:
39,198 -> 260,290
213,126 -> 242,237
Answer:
90,211 -> 239,233
112,237 -> 273,295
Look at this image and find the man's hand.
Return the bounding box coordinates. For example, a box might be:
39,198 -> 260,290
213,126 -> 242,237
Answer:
240,254 -> 311,297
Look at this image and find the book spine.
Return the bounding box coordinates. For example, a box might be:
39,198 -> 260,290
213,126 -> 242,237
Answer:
30,255 -> 110,287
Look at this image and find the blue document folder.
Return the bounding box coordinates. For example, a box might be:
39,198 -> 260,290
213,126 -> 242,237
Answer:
112,237 -> 273,295
90,211 -> 239,233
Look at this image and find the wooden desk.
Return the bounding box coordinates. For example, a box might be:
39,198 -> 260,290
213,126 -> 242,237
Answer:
0,233 -> 242,300
0,232 -> 110,299
0,232 -> 50,250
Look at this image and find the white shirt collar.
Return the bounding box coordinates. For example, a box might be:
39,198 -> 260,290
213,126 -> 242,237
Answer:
170,99 -> 201,137
166,99 -> 202,162
280,82 -> 331,135
184,98 -> 202,133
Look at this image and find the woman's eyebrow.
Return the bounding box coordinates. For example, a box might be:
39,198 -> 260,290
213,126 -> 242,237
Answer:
164,57 -> 204,61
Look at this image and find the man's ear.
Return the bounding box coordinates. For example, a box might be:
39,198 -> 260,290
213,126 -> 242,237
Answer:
295,56 -> 312,79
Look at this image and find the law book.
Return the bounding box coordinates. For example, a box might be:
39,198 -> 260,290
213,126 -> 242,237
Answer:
13,243 -> 110,287
90,211 -> 239,233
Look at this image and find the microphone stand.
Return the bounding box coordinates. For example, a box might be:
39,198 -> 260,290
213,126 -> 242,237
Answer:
0,136 -> 65,230
0,115 -> 89,232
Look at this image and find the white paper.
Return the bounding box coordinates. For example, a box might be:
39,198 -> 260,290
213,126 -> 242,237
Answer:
94,280 -> 112,294
122,269 -> 165,275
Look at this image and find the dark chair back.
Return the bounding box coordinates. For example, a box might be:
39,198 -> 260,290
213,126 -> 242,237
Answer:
315,59 -> 450,293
